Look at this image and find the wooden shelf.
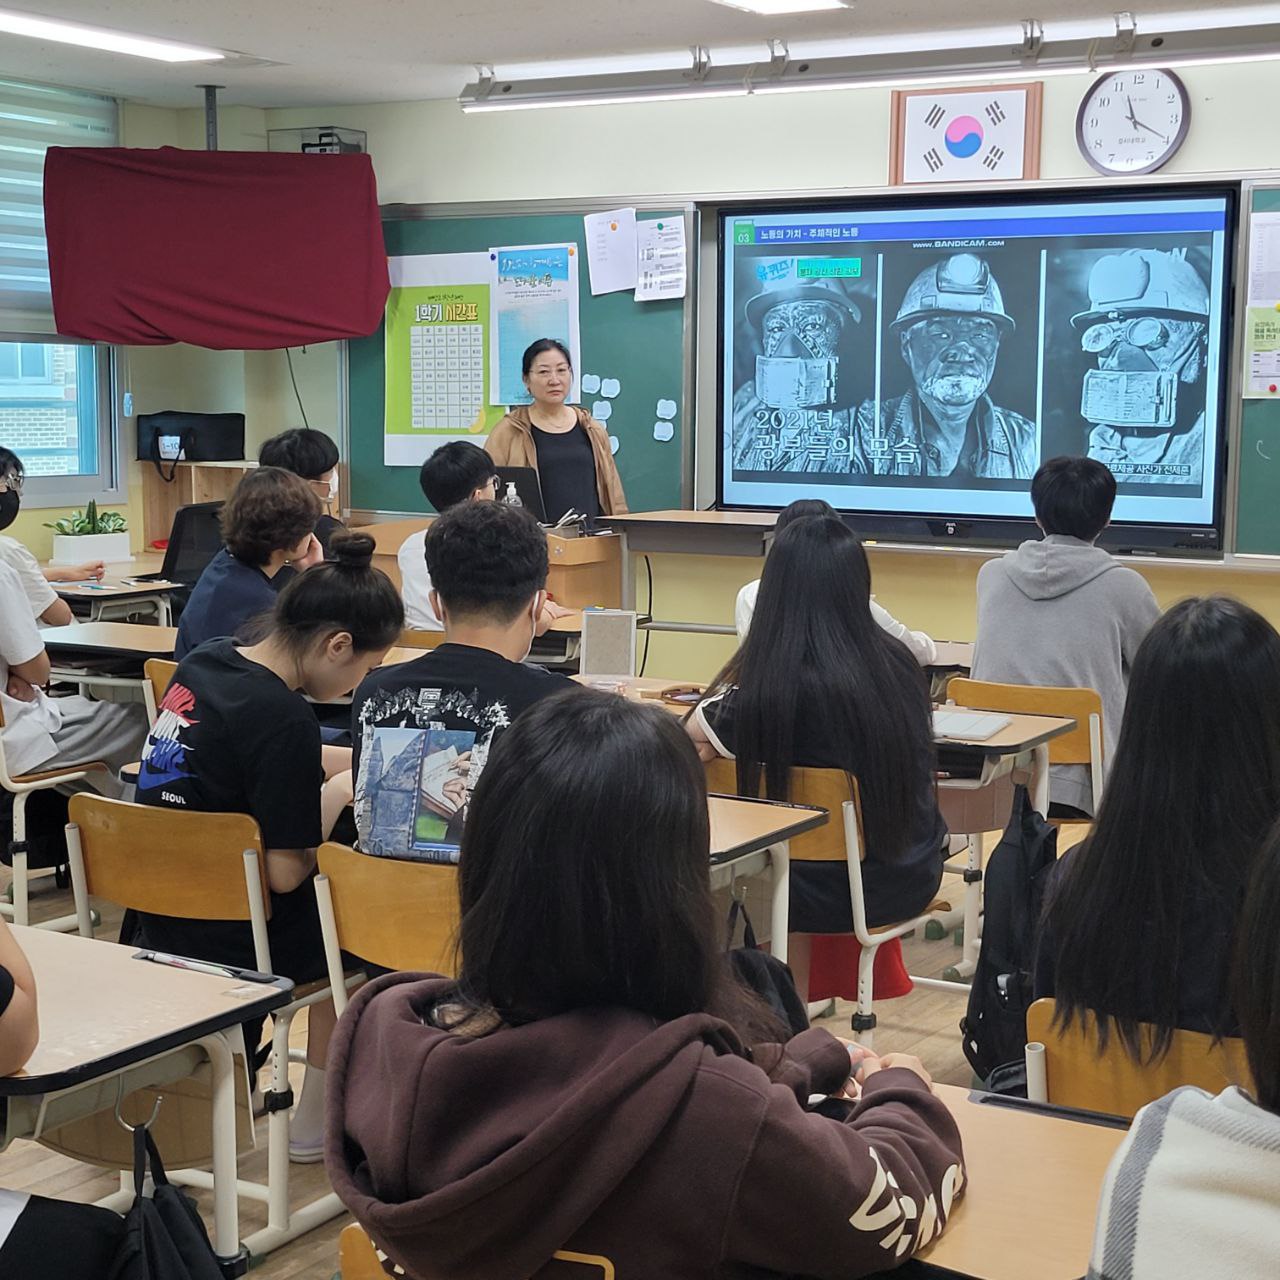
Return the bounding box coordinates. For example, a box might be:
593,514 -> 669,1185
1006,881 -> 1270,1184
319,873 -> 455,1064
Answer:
141,460 -> 257,547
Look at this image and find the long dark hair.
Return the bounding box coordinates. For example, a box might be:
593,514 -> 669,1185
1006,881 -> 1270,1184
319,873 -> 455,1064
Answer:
457,689 -> 783,1043
703,513 -> 933,860
1043,596 -> 1280,1061
1236,821 -> 1280,1113
267,531 -> 404,656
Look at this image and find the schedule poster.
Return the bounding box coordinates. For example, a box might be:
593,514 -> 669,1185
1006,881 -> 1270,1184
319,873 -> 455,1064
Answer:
384,252 -> 507,467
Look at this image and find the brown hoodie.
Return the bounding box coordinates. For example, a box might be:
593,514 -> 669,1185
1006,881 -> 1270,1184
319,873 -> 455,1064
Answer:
484,406 -> 629,516
326,974 -> 966,1279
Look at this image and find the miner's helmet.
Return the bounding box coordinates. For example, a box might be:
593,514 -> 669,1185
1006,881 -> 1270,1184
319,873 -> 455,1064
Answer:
890,253 -> 1016,336
743,269 -> 862,332
1071,248 -> 1210,329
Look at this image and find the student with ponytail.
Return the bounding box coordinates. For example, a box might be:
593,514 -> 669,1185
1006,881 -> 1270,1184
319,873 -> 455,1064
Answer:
135,530 -> 404,1161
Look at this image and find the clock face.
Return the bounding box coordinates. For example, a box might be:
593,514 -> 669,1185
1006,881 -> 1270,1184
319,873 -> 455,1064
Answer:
1076,69 -> 1190,176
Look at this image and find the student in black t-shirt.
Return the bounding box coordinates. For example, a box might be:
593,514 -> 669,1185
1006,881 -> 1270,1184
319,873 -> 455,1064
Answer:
175,467 -> 325,659
259,427 -> 346,556
352,501 -> 576,860
687,513 -> 947,1004
137,530 -> 404,1162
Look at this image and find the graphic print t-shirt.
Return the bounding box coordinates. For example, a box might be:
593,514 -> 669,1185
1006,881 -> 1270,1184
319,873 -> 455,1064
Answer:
134,640 -> 325,972
352,644 -> 575,862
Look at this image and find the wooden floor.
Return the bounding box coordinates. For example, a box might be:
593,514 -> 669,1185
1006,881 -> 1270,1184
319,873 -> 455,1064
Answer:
0,862 -> 984,1279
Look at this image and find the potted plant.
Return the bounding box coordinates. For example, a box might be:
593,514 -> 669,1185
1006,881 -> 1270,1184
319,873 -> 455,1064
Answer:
45,500 -> 132,564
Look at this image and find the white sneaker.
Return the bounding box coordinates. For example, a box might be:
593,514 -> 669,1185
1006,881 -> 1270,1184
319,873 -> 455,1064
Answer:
288,1135 -> 325,1165
807,998 -> 836,1020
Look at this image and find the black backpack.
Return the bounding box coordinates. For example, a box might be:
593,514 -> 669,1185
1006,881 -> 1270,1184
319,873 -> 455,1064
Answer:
109,1125 -> 225,1280
960,785 -> 1059,1084
0,788 -> 71,871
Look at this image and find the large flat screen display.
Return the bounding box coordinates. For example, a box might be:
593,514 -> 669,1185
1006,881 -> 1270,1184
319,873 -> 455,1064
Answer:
718,187 -> 1236,550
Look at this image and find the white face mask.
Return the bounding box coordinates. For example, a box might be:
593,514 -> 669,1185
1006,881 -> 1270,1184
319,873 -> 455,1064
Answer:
328,471 -> 340,500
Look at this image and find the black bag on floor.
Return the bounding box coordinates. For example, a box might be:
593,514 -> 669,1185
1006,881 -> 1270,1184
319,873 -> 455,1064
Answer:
726,898 -> 809,1038
0,1192 -> 124,1280
109,1125 -> 224,1280
0,788 -> 70,870
959,785 -> 1059,1086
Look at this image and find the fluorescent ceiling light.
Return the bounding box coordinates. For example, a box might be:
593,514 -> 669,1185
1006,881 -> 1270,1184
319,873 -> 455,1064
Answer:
462,85 -> 749,112
709,0 -> 852,12
0,7 -> 225,62
461,17 -> 1280,111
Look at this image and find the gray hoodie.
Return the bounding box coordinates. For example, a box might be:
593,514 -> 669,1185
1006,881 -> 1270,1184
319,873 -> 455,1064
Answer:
971,535 -> 1160,814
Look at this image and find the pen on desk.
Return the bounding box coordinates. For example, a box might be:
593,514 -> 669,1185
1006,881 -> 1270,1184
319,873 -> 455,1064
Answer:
134,950 -> 274,982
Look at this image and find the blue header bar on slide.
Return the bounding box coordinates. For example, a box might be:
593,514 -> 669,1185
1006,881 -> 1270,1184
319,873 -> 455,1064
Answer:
741,210 -> 1226,245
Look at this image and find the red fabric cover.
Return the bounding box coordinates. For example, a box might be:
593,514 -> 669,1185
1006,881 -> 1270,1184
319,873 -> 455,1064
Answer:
43,147 -> 389,349
806,934 -> 913,1002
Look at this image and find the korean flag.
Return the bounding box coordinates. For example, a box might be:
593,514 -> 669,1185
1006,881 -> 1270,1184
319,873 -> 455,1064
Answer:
902,89 -> 1029,184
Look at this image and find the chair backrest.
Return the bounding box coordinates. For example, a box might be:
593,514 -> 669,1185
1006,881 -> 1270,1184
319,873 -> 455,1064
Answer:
67,793 -> 269,921
705,758 -> 861,862
338,1224 -> 385,1280
949,677 -> 1102,768
317,841 -> 459,973
398,627 -> 448,650
143,658 -> 178,724
161,501 -> 224,585
1026,997 -> 1253,1119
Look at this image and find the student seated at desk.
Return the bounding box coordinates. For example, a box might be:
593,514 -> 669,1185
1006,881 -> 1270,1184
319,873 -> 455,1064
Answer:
0,447 -> 101,626
734,498 -> 937,665
1089,826 -> 1280,1280
972,456 -> 1159,816
327,690 -> 965,1279
175,466 -> 324,660
135,531 -> 403,1161
1035,596 -> 1280,1051
354,501 -> 575,858
688,513 -> 947,1004
0,561 -> 146,794
398,441 -> 499,630
258,427 -> 345,556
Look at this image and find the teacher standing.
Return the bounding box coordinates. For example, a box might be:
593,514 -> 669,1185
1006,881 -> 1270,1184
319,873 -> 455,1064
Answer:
485,339 -> 628,521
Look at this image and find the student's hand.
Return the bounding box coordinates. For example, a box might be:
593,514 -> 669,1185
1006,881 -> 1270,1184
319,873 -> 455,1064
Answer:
544,600 -> 573,620
4,674 -> 37,702
835,1042 -> 881,1099
293,534 -> 325,572
70,560 -> 106,582
450,751 -> 471,777
860,1053 -> 933,1089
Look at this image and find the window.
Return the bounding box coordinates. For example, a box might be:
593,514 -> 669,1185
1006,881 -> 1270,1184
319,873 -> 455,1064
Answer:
0,80 -> 118,505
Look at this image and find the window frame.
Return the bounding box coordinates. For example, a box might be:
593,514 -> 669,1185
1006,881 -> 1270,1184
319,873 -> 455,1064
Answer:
0,330 -> 121,508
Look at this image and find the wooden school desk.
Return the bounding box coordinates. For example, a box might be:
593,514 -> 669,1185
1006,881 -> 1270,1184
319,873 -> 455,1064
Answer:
921,1085 -> 1125,1280
50,551 -> 180,625
358,517 -> 623,609
705,794 -> 827,955
0,925 -> 292,1268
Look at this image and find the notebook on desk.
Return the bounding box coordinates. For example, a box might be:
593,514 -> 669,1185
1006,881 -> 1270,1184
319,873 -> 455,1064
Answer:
933,709 -> 1012,741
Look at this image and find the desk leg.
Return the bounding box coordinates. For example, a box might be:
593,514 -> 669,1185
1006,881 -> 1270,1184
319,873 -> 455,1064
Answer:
197,1032 -> 241,1263
770,841 -> 790,965
1030,744 -> 1051,818
619,531 -> 635,611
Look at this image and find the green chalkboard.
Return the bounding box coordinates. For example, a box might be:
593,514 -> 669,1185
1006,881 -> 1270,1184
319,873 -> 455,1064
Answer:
347,207 -> 694,515
1236,186 -> 1280,554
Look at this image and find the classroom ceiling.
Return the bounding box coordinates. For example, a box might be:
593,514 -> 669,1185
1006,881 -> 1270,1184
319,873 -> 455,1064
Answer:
0,0 -> 1273,109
